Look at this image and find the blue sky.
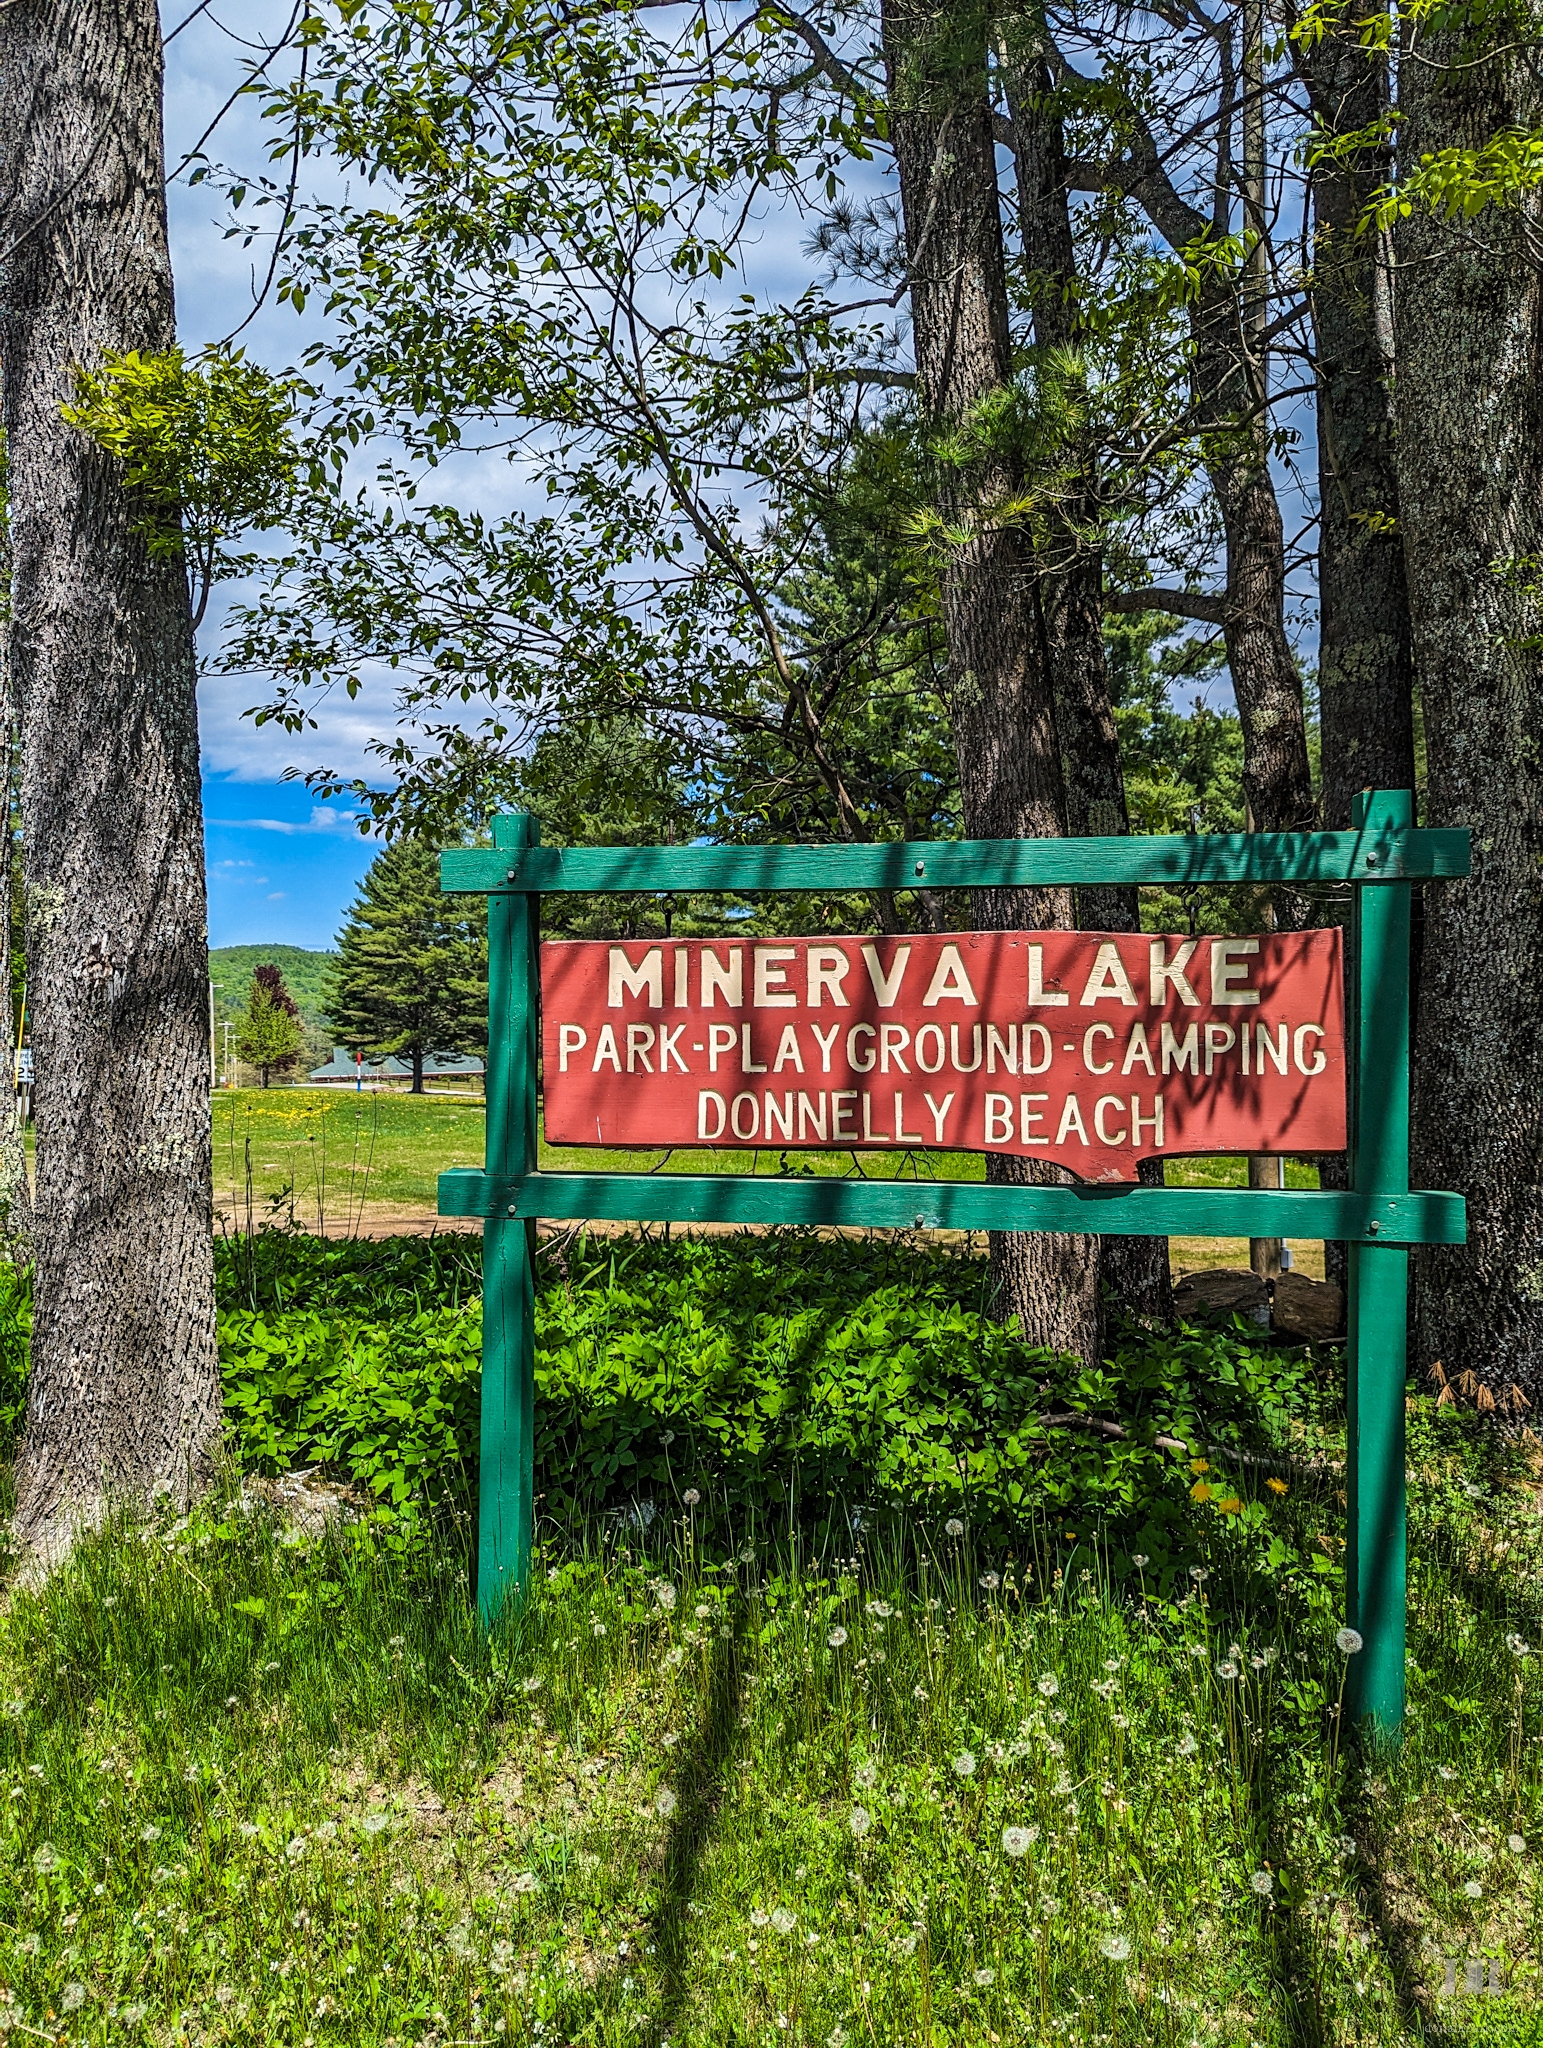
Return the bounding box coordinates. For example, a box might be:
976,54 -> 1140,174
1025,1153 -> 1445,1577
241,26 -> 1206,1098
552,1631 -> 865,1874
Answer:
167,3 -> 384,950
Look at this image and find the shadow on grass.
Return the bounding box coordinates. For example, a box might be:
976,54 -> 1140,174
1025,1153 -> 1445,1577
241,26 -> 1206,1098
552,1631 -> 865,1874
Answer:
652,1623 -> 744,2038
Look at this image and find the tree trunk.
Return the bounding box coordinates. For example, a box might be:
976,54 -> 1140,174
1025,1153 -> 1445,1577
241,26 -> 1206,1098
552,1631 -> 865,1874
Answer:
1002,16 -> 1170,1326
1296,24 -> 1414,828
0,455 -> 33,1259
1396,31 -> 1543,1409
411,1046 -> 424,1093
882,0 -> 1098,1361
0,0 -> 220,1565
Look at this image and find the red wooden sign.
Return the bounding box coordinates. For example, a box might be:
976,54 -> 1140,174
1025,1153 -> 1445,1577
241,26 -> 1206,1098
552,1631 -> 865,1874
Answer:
540,929 -> 1346,1181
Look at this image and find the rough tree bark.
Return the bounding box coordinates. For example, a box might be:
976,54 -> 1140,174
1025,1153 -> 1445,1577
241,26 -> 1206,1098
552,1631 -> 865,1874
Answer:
0,0 -> 221,1563
1396,28 -> 1543,1409
1291,12 -> 1415,828
0,455 -> 34,1257
882,0 -> 1100,1361
1288,6 -> 1416,1294
1000,13 -> 1170,1326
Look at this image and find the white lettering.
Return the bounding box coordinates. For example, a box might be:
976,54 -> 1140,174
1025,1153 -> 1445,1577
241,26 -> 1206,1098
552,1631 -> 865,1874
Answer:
848,1022 -> 877,1073
1121,1021 -> 1157,1076
797,1092 -> 828,1141
764,1092 -> 794,1141
1094,1094 -> 1127,1145
1149,938 -> 1201,1006
1204,1023 -> 1237,1074
659,1024 -> 688,1073
921,944 -> 977,1006
558,1024 -> 586,1072
880,1024 -> 911,1074
593,1024 -> 621,1072
987,1024 -> 1017,1075
1027,943 -> 1070,1006
832,1090 -> 858,1138
1084,1023 -> 1116,1075
1160,1023 -> 1199,1075
772,1025 -> 805,1074
810,1022 -> 841,1073
701,949 -> 744,1007
708,1023 -> 737,1073
1055,1095 -> 1089,1145
914,1024 -> 945,1074
924,1091 -> 955,1142
608,947 -> 663,1008
806,946 -> 850,1006
673,949 -> 689,1007
860,942 -> 910,1007
730,1092 -> 760,1140
754,947 -> 797,1008
862,1093 -> 890,1143
698,1091 -> 727,1140
1210,937 -> 1261,1006
1020,1093 -> 1049,1144
1257,1022 -> 1289,1074
1294,1023 -> 1327,1075
1022,1023 -> 1052,1075
1131,1096 -> 1165,1147
1080,941 -> 1139,1007
984,1093 -> 1014,1144
741,1024 -> 767,1075
895,1093 -> 924,1142
951,1024 -> 983,1072
626,1023 -> 655,1074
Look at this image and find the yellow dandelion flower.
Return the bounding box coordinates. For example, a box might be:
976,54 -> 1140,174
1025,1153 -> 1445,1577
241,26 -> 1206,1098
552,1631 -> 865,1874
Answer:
1216,1497 -> 1244,1514
1190,1458 -> 1210,1475
1190,1481 -> 1213,1502
1266,1477 -> 1288,1497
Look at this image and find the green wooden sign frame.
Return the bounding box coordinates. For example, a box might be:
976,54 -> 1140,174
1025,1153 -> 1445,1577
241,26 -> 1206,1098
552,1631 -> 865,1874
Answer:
440,788 -> 1469,1736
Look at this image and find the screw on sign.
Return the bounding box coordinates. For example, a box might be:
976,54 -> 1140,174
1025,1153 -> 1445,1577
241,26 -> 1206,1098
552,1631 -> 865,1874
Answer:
541,929 -> 1346,1177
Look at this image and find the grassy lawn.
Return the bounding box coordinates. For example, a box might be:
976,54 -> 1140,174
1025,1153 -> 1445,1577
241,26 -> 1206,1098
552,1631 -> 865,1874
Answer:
211,1091 -> 1325,1278
0,1421 -> 1537,2045
0,1230 -> 1532,2045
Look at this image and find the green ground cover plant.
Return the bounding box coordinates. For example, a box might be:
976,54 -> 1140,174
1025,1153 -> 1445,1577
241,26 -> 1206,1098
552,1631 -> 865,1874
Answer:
204,1231 -> 1323,1576
0,1233 -> 1535,2046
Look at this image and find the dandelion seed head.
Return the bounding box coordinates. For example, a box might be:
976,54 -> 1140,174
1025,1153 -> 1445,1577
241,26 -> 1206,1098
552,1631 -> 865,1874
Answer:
770,1907 -> 797,1935
511,1871 -> 540,1894
1336,1628 -> 1364,1656
952,1752 -> 977,1778
1464,1880 -> 1483,1899
1510,1834 -> 1527,1855
1036,1673 -> 1060,1698
30,1843 -> 61,1875
854,1763 -> 878,1790
1131,1553 -> 1149,1568
1177,1733 -> 1199,1756
683,1489 -> 701,1506
655,1787 -> 678,1819
1250,1870 -> 1274,1896
827,1627 -> 849,1648
945,1518 -> 965,1539
1001,1825 -> 1036,1858
849,1806 -> 871,1839
59,1983 -> 87,2013
973,1966 -> 995,1986
1099,1934 -> 1132,1962
979,1572 -> 1000,1591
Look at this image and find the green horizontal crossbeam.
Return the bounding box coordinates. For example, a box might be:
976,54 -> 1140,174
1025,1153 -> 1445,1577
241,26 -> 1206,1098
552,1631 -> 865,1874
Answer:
439,1168 -> 1466,1246
442,826 -> 1469,896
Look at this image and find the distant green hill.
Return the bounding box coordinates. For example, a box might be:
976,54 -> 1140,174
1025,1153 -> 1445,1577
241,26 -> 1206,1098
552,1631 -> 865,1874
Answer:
209,946 -> 337,1066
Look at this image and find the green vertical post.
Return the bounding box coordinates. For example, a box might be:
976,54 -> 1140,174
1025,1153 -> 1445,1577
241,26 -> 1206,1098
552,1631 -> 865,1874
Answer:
1345,787 -> 1412,1737
477,813 -> 540,1627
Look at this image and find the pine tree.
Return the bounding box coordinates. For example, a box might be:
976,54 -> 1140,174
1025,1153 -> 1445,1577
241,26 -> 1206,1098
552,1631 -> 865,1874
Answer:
235,964 -> 304,1088
329,839 -> 486,1092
